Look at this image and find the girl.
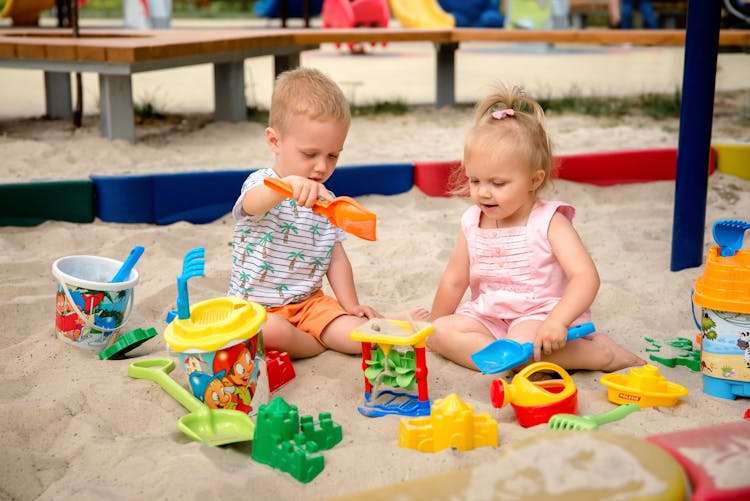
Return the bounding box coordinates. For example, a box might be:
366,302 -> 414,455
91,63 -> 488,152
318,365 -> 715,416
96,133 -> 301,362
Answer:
425,84 -> 644,373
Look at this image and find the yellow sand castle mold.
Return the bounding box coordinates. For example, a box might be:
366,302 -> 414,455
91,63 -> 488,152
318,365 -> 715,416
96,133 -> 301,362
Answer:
398,393 -> 497,453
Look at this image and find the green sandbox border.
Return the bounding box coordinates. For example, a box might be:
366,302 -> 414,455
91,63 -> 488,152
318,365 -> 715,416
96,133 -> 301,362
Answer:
0,180 -> 95,226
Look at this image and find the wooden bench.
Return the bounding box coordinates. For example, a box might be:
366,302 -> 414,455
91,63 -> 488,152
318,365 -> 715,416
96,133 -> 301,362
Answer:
570,1 -> 688,29
1,27 -> 748,141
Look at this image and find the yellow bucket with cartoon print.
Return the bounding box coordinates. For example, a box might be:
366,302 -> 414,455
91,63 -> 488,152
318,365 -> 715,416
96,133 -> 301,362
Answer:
164,296 -> 269,415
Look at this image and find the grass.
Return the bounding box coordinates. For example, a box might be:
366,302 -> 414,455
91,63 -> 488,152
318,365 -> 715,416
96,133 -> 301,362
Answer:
137,90 -> 748,126
538,90 -> 683,120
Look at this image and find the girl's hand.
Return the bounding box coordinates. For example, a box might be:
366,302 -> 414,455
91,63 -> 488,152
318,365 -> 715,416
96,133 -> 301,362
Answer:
347,304 -> 381,320
283,175 -> 334,208
533,320 -> 569,361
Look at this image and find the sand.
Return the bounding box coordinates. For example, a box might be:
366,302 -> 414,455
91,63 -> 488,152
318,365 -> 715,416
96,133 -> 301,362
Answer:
2,39 -> 750,499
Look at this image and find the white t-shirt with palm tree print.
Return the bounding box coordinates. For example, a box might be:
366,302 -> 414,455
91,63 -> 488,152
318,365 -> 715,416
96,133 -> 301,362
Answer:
228,168 -> 346,308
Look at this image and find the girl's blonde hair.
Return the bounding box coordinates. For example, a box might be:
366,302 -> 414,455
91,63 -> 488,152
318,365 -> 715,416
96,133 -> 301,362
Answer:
269,67 -> 351,133
449,84 -> 554,197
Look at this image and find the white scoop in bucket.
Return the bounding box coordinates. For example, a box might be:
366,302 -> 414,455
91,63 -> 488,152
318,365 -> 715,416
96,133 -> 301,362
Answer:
52,255 -> 139,351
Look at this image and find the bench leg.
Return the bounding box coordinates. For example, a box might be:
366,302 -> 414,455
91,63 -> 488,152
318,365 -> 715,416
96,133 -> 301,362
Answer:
44,71 -> 72,120
99,74 -> 135,142
214,61 -> 246,122
274,52 -> 301,78
435,42 -> 458,108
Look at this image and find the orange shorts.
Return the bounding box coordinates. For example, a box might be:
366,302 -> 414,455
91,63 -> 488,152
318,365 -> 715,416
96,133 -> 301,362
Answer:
267,290 -> 348,341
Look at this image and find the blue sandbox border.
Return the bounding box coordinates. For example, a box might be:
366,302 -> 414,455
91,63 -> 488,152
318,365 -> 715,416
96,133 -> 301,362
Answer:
92,163 -> 414,225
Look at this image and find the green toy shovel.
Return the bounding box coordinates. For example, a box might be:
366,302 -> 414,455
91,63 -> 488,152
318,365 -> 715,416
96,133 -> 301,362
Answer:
128,358 -> 255,446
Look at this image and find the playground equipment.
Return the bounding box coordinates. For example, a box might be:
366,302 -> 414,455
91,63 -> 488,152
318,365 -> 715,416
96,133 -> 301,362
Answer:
0,0 -> 54,25
254,0 -> 324,25
322,0 -> 390,53
399,393 -> 498,453
600,364 -> 688,407
490,362 -> 578,428
438,0 -> 503,27
693,219 -> 750,400
350,319 -> 434,417
388,0 -> 454,28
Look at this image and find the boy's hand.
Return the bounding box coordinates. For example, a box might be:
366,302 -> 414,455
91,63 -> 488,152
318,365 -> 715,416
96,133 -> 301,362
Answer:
282,175 -> 334,208
533,320 -> 568,361
347,304 -> 381,320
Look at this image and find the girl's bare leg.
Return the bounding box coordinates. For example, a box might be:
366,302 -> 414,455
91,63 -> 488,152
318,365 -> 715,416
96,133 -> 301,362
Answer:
427,314 -> 496,370
507,320 -> 645,372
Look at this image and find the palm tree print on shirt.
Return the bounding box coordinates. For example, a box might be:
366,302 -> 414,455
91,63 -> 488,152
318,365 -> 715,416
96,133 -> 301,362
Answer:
275,283 -> 289,298
242,243 -> 256,262
287,251 -> 305,271
259,232 -> 273,258
280,222 -> 298,243
239,271 -> 251,288
308,257 -> 324,278
258,263 -> 275,282
310,224 -> 321,245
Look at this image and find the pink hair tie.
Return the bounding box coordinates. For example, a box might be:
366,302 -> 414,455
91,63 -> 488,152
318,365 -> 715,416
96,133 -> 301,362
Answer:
491,109 -> 515,120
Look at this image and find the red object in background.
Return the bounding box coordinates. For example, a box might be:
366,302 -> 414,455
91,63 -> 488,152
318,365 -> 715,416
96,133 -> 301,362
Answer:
321,0 -> 390,52
413,148 -> 718,197
646,420 -> 750,501
266,350 -> 296,392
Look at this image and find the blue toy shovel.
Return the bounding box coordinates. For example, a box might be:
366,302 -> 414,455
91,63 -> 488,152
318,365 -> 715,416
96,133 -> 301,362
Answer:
110,245 -> 144,283
471,322 -> 596,374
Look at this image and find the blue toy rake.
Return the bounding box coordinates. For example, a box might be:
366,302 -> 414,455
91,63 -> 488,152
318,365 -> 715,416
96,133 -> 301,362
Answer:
166,247 -> 205,323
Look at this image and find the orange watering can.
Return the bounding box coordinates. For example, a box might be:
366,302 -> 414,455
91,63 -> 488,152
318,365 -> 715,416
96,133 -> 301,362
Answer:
263,177 -> 377,241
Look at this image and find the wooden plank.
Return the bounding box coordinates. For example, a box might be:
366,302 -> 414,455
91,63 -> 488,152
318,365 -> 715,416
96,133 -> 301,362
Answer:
451,28 -> 750,47
0,27 -> 748,65
291,28 -> 452,45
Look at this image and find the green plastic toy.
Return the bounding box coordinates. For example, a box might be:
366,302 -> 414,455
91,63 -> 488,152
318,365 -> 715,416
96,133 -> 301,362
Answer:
98,327 -> 158,360
251,396 -> 342,483
644,336 -> 701,372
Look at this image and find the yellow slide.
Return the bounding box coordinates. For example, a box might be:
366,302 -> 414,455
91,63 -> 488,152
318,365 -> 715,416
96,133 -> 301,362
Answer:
0,0 -> 56,25
388,0 -> 454,28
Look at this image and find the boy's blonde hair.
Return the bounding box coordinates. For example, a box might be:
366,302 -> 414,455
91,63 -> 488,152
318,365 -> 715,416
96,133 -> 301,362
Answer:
450,84 -> 554,197
269,67 -> 351,133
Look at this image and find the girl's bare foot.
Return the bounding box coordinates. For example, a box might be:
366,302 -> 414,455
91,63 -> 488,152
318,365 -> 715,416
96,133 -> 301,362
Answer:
593,334 -> 646,372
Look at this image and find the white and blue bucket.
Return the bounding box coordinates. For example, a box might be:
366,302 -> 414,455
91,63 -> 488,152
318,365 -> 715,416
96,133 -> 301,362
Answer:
52,255 -> 139,351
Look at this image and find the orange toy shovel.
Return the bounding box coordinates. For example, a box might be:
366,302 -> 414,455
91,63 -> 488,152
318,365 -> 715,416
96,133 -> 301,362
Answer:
264,177 -> 377,241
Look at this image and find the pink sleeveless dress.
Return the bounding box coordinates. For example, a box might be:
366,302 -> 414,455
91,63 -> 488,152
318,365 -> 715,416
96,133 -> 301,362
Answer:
455,199 -> 592,339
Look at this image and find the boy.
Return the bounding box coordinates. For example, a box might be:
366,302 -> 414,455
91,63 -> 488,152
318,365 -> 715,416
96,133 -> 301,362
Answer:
228,67 -> 379,359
